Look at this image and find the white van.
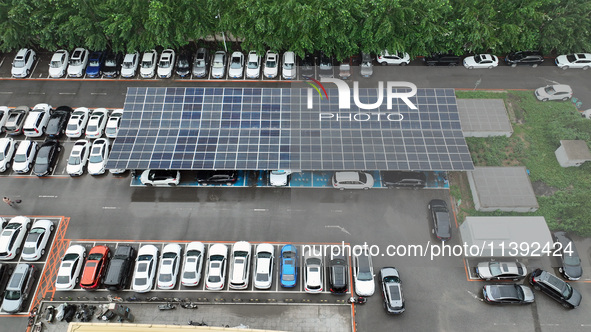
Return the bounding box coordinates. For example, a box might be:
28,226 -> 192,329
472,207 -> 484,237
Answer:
23,104 -> 52,137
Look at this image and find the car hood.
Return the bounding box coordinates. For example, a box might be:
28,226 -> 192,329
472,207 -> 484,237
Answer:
355,279 -> 375,296
12,67 -> 26,75
1,298 -> 21,313
534,87 -> 553,99
521,286 -> 535,302
555,55 -> 568,65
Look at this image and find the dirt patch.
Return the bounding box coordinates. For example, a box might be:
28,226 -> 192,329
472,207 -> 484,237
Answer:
448,171 -> 474,223
531,180 -> 559,197
506,93 -> 526,124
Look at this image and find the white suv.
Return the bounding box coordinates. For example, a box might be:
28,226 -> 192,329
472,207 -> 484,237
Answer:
376,50 -> 410,66
12,140 -> 38,173
282,51 -> 297,79
140,50 -> 158,78
121,52 -> 140,78
11,48 -> 37,78
67,48 -> 89,77
23,103 -> 52,137
48,50 -> 69,78
263,51 -> 279,78
245,51 -> 261,79
157,49 -> 175,78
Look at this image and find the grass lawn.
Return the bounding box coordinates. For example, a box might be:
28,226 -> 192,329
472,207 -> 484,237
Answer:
451,90 -> 591,236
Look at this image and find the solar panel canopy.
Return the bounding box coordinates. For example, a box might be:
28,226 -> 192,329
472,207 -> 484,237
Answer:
106,86 -> 474,171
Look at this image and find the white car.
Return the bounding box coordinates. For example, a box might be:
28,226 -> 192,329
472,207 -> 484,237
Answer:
87,138 -> 110,175
353,251 -> 375,296
0,216 -> 31,260
85,108 -> 109,138
55,245 -> 86,290
105,109 -> 124,138
0,106 -> 10,132
181,242 -> 205,287
67,48 -> 89,77
23,103 -> 51,137
21,219 -> 54,261
11,48 -> 37,78
245,51 -> 261,79
132,245 -> 159,293
332,171 -> 374,190
376,51 -> 410,66
211,51 -> 227,79
48,50 -> 69,78
157,243 -> 181,289
229,241 -> 251,290
463,54 -> 499,69
228,51 -> 245,78
303,246 -> 323,293
555,53 -> 591,70
205,243 -> 228,290
534,84 -> 573,102
121,52 -> 140,78
263,51 -> 279,78
65,107 -> 91,138
0,137 -> 16,172
140,50 -> 158,78
157,49 -> 175,78
282,51 -> 297,79
254,243 -> 274,289
269,170 -> 293,186
140,169 -> 180,186
12,140 -> 37,174
66,140 -> 90,176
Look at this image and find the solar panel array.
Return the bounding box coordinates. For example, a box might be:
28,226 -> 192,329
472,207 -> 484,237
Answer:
106,87 -> 474,171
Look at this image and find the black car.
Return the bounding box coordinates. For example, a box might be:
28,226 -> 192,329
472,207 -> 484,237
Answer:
552,231 -> 583,280
196,170 -> 238,185
529,268 -> 582,309
45,106 -> 72,137
428,199 -> 451,240
423,53 -> 461,66
175,52 -> 192,77
482,284 -> 535,304
328,255 -> 348,294
300,54 -> 315,78
381,171 -> 426,188
103,245 -> 136,291
505,51 -> 544,67
103,52 -> 123,78
33,139 -> 60,176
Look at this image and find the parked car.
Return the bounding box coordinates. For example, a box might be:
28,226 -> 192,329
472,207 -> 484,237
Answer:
353,250 -> 375,296
483,284 -> 535,304
338,58 -> 351,79
33,139 -> 61,177
80,245 -> 110,290
103,245 -> 135,291
46,106 -> 72,137
85,108 -> 109,138
65,107 -> 91,138
254,243 -> 274,290
105,109 -> 124,138
12,140 -> 37,174
555,53 -> 591,69
381,171 -> 426,188
303,246 -> 323,293
329,255 -> 348,294
55,245 -> 86,290
196,170 -> 237,185
181,242 -> 205,287
85,51 -> 105,77
132,245 -> 159,293
360,52 -> 373,77
157,49 -> 175,78
11,48 -> 37,78
380,267 -> 405,314
263,51 -> 279,78
0,106 -> 9,132
0,138 -> 16,173
3,106 -> 29,135
476,261 -> 527,280
0,264 -> 11,299
377,51 -> 410,66
332,171 -> 374,190
67,48 -> 89,77
21,219 -> 53,261
269,170 -> 292,186
280,244 -> 297,288
192,48 -> 210,78
157,243 -> 181,290
505,51 -> 544,67
553,231 -> 583,280
1,264 -> 35,313
0,216 -> 31,260
246,51 -> 261,79
300,54 -> 315,78
140,49 -> 158,78
175,52 -> 191,77
121,51 -> 140,78
529,268 -> 582,309
423,53 -> 461,66
87,138 -> 110,175
282,51 -> 297,79
205,243 -> 228,290
140,169 -> 180,186
229,241 -> 251,290
48,50 -> 69,78
535,84 -> 573,101
66,140 -> 90,176
463,54 -> 499,69
23,103 -> 51,137
428,199 -> 451,241
211,51 -> 227,79
103,52 -> 123,78
318,52 -> 334,78
228,51 -> 245,79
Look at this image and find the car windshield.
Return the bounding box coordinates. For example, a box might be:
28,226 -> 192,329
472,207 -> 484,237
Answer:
70,59 -> 81,66
5,290 -> 21,300
135,278 -> 147,286
563,282 -> 573,298
230,57 -> 242,69
13,59 -> 25,68
68,154 -> 81,165
213,60 -> 224,68
195,59 -> 205,67
57,275 -> 70,284
67,123 -> 78,131
123,61 -> 134,69
178,59 -> 189,67
266,58 -> 276,68
89,60 -> 100,66
36,154 -> 48,164
284,62 -> 294,69
183,271 -> 196,279
564,254 -> 581,266
159,274 -> 172,282
159,60 -> 170,68
384,276 -> 400,283
566,54 -> 576,62
488,262 -> 503,276
248,61 -> 258,69
141,60 -> 152,68
88,253 -> 103,260
0,151 -> 5,159
208,275 -> 221,283
50,60 -> 62,68
256,273 -> 268,282
358,173 -> 367,182
105,59 -> 117,66
89,154 -> 103,163
544,86 -> 556,94
14,153 -> 27,163
87,125 -> 97,132
23,247 -> 36,254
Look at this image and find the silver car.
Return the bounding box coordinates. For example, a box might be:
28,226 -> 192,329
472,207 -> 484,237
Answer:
380,267 -> 405,314
1,263 -> 35,313
476,261 -> 527,281
332,171 -> 374,190
211,51 -> 227,79
192,48 -> 209,78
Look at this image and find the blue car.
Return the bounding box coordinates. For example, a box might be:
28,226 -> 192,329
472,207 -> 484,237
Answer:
280,244 -> 297,287
86,51 -> 105,78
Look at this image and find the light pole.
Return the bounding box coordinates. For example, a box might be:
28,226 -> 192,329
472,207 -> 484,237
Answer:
216,12 -> 228,52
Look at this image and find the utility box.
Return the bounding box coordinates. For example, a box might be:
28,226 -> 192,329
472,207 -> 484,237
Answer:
555,140 -> 591,167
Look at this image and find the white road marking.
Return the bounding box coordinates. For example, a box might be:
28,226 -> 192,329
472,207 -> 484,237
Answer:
59,92 -> 76,95
28,91 -> 46,95
102,207 -> 118,210
325,225 -> 351,235
466,290 -> 483,301
253,208 -> 268,212
38,195 -> 58,198
0,91 -> 13,94
91,92 -> 107,95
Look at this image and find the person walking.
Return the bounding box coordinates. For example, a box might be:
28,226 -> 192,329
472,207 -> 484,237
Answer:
3,197 -> 13,207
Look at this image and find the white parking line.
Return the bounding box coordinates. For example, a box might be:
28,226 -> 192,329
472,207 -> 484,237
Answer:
0,91 -> 13,94
28,92 -> 46,95
91,93 -> 107,96
59,92 -> 76,95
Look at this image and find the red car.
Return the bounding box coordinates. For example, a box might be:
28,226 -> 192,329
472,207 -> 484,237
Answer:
80,245 -> 110,290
